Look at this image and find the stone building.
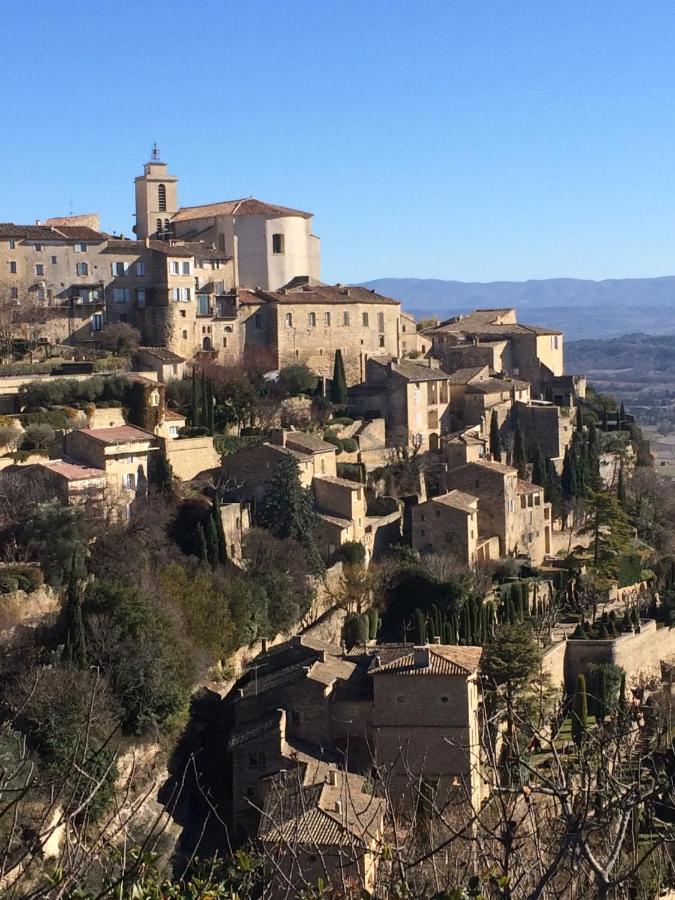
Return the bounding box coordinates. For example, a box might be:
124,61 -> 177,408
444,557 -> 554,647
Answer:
349,356 -> 453,451
133,149 -> 321,292
259,763 -> 385,897
239,280 -> 403,384
411,490 -> 481,563
463,376 -> 531,432
370,644 -> 484,811
227,635 -> 483,835
515,399 -> 574,463
443,459 -> 552,564
425,308 -> 563,391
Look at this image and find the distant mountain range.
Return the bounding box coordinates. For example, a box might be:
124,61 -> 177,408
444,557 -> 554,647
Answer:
359,277 -> 675,339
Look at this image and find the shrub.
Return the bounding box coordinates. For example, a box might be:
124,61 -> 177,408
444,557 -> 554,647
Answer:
340,541 -> 366,567
331,416 -> 354,427
179,425 -> 211,438
21,408 -> 72,431
0,574 -> 19,594
342,437 -> 358,453
0,425 -> 20,448
278,364 -> 318,396
336,462 -> 365,483
23,422 -> 56,450
343,612 -> 369,650
323,430 -> 343,453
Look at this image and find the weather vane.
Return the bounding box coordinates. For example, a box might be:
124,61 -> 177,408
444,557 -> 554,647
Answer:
151,142 -> 161,162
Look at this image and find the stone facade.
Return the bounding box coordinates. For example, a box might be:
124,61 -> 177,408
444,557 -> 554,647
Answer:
411,491 -> 479,563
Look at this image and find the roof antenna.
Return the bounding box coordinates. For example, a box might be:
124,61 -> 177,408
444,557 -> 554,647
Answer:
151,142 -> 161,162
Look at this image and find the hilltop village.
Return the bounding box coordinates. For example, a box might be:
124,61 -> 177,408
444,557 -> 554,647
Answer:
2,152 -> 675,898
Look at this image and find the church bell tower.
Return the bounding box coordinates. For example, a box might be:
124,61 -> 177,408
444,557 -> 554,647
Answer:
134,144 -> 179,240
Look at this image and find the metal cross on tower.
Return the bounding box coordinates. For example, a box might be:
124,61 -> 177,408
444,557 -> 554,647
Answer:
151,142 -> 161,162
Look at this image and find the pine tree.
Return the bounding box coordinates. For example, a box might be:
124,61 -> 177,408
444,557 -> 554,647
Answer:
330,349 -> 348,406
489,410 -> 502,463
196,522 -> 209,565
513,427 -> 528,479
531,444 -> 547,488
205,515 -> 219,567
571,674 -> 588,747
63,552 -> 86,668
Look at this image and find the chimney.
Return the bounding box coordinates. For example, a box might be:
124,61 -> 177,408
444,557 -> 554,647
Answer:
433,635 -> 441,645
35,219 -> 41,226
144,237 -> 150,248
261,639 -> 268,653
327,769 -> 338,786
334,799 -> 343,815
373,654 -> 381,668
414,646 -> 430,669
269,428 -> 287,447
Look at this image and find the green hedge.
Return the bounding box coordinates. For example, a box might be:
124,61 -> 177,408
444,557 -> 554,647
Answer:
342,437 -> 358,453
0,361 -> 61,377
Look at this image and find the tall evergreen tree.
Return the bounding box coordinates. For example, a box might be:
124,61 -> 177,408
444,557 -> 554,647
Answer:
200,370 -> 208,428
489,410 -> 502,462
571,674 -> 589,747
617,461 -> 626,509
545,457 -> 563,517
191,368 -> 199,427
212,492 -> 228,563
205,515 -> 219,567
575,404 -> 584,433
196,522 -> 209,566
531,444 -> 547,488
330,349 -> 348,406
63,552 -> 86,668
257,456 -> 324,573
513,427 -> 528,479
619,401 -> 626,429
602,405 -> 608,431
207,378 -> 215,434
561,447 -> 578,500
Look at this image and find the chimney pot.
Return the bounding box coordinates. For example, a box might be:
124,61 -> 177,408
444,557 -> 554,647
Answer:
433,635 -> 441,645
334,799 -> 342,814
328,769 -> 338,786
414,646 -> 430,669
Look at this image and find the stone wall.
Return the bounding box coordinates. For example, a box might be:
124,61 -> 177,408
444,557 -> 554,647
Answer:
564,619 -> 675,688
159,435 -> 220,481
542,640 -> 566,693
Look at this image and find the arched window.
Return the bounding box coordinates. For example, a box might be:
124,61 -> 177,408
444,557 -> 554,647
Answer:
158,184 -> 167,212
308,312 -> 316,327
202,335 -> 212,350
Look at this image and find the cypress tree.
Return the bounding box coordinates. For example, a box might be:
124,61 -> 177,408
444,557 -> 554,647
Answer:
330,349 -> 348,406
196,522 -> 209,565
561,447 -> 578,500
531,444 -> 547,488
490,410 -> 502,463
212,493 -> 227,563
619,672 -> 627,709
367,607 -> 379,640
545,458 -> 562,514
200,370 -> 208,428
205,515 -> 219,567
571,674 -> 589,747
191,368 -> 199,427
207,378 -> 215,434
513,427 -> 528,479
63,552 -> 86,668
416,609 -> 426,645
621,609 -> 631,633
575,405 -> 584,433
602,405 -> 608,431
598,666 -> 609,720
619,402 -> 626,429
617,461 -> 626,509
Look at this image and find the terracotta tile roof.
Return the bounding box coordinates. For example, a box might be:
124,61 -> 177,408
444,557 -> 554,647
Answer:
283,432 -> 337,454
172,197 -> 312,222
428,308 -> 562,337
467,377 -> 529,395
102,239 -> 230,259
259,766 -> 384,848
78,425 -> 154,445
446,366 -> 489,385
163,409 -> 186,421
432,490 -> 479,514
370,644 -> 482,676
227,709 -> 283,750
313,474 -> 362,490
368,357 -> 450,382
0,223 -> 106,241
472,458 -> 517,476
138,346 -> 185,363
39,459 -> 105,481
516,479 -> 542,495
250,283 -> 399,307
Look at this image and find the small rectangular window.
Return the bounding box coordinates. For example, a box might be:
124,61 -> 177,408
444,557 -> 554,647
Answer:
182,261 -> 190,275
255,312 -> 262,329
272,233 -> 285,254
379,334 -> 385,347
112,261 -> 125,276
378,311 -> 385,331
324,312 -> 331,326
9,261 -> 16,274
113,288 -> 130,303
285,312 -> 293,327
10,287 -> 18,300
171,261 -> 180,275
34,244 -> 42,252
362,312 -> 369,327
343,311 -> 350,326
76,262 -> 89,276
136,288 -> 146,307
137,261 -> 145,276
35,264 -> 44,276
8,240 -> 15,249
74,243 -> 87,253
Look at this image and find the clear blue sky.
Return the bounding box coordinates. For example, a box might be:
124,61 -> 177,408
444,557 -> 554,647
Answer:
3,0 -> 675,284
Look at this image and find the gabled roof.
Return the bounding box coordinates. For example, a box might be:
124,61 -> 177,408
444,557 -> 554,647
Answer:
431,490 -> 479,514
227,709 -> 283,751
446,365 -> 489,385
138,346 -> 185,363
248,283 -> 399,307
370,644 -> 482,676
516,479 -> 542,495
77,425 -> 154,445
368,356 -> 450,382
467,377 -> 530,395
258,765 -> 384,848
0,223 -> 106,242
103,238 -> 230,259
470,458 -> 517,476
38,459 -> 106,482
172,197 -> 312,222
428,308 -> 562,337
